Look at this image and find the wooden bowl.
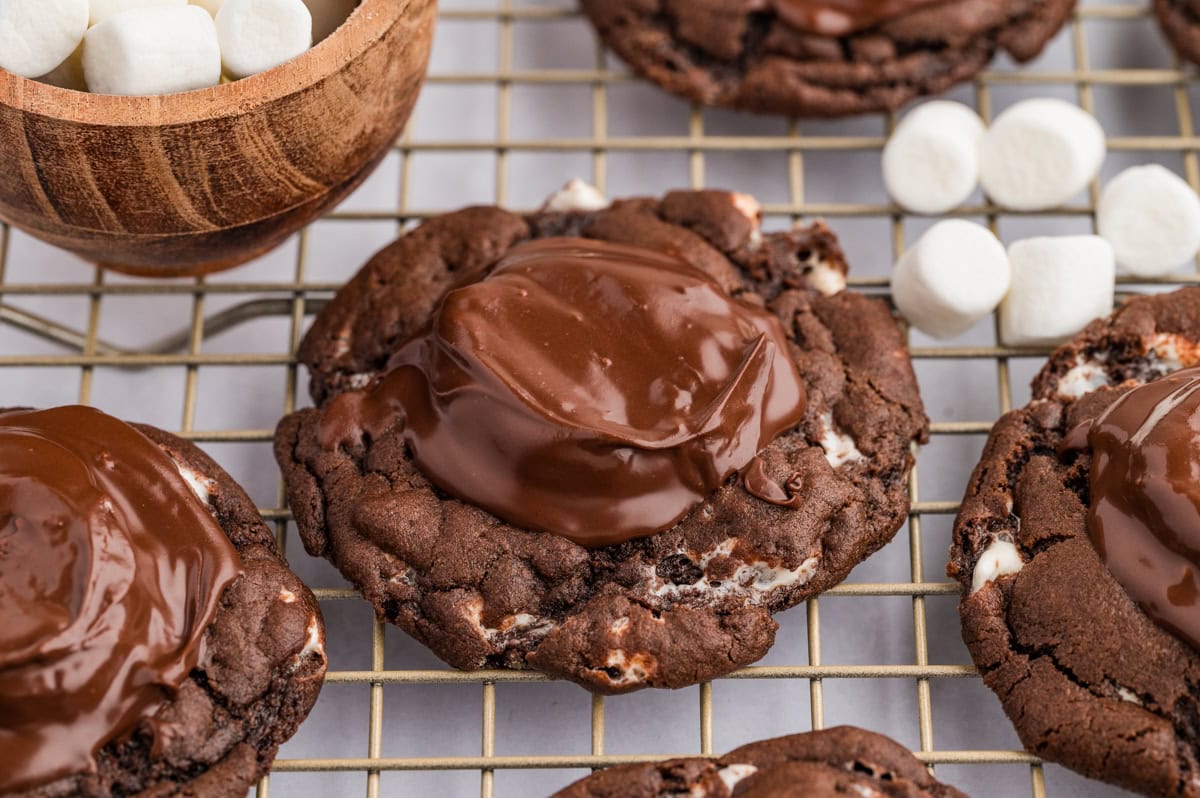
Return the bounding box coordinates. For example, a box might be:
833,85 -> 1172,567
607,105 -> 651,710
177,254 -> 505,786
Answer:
0,0 -> 435,277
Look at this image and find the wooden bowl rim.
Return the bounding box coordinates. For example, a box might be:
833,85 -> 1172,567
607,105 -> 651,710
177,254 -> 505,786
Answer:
0,0 -> 414,126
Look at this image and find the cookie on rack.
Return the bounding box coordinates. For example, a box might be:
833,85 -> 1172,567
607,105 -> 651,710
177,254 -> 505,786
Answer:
579,0 -> 1075,117
552,726 -> 968,797
951,287 -> 1200,797
275,183 -> 928,693
1,406 -> 326,797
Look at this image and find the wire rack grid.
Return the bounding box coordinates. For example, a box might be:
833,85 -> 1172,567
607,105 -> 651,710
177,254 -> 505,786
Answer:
1,1 -> 1193,796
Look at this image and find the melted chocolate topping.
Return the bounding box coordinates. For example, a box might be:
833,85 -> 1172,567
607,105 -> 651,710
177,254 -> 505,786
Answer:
768,0 -> 946,36
0,406 -> 242,792
319,237 -> 807,548
1062,367 -> 1200,652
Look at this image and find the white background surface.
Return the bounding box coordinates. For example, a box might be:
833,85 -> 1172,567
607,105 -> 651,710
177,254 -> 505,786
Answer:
2,1 -> 1189,795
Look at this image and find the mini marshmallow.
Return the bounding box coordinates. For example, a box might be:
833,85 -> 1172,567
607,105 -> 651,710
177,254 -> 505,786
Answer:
1097,164 -> 1200,277
971,539 -> 1023,594
90,0 -> 188,27
0,0 -> 89,79
1000,236 -> 1114,347
883,101 -> 985,215
980,99 -> 1106,211
190,0 -> 226,14
83,6 -> 221,96
216,0 -> 312,80
890,220 -> 1010,339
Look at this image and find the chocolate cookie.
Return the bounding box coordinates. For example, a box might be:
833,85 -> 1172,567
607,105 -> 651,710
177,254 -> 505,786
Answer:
950,287 -> 1200,797
552,726 -> 968,797
2,407 -> 326,798
1155,0 -> 1200,67
276,187 -> 928,693
580,0 -> 1074,117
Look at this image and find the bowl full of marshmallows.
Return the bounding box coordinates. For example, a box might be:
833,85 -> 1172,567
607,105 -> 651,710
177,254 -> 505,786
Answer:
0,0 -> 435,276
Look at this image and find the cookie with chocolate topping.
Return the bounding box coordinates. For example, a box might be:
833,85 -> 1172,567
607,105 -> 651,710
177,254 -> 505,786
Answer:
1,406 -> 326,797
552,726 -> 969,797
580,0 -> 1075,117
951,286 -> 1200,797
276,186 -> 928,693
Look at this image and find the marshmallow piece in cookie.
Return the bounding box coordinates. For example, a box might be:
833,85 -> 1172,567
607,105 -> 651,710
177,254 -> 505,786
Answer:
971,539 -> 1023,593
91,0 -> 187,27
883,101 -> 985,214
890,220 -> 1010,339
216,0 -> 312,79
980,99 -> 1105,210
1098,164 -> 1200,277
83,5 -> 221,95
541,179 -> 610,213
0,0 -> 89,79
1000,236 -> 1114,346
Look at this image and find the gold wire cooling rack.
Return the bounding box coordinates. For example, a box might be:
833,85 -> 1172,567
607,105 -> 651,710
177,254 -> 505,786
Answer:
3,1 -> 1198,796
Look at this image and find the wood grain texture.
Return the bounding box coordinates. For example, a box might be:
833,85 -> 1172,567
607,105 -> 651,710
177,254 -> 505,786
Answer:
0,0 -> 435,277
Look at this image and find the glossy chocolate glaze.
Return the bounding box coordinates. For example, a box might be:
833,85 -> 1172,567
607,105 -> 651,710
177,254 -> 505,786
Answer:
1062,367 -> 1200,652
768,0 -> 946,35
319,237 -> 806,547
0,406 -> 241,792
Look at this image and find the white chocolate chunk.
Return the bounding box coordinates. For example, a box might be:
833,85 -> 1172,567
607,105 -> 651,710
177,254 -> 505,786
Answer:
971,539 -> 1023,593
0,0 -> 89,79
890,220 -> 1010,339
83,6 -> 221,96
541,179 -> 610,213
216,0 -> 313,79
1000,236 -> 1114,346
1098,164 -> 1200,277
90,0 -> 188,27
883,101 -> 985,214
980,99 -> 1105,211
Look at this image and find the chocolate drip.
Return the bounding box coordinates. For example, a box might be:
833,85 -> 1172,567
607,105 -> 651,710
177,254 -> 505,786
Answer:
1063,367 -> 1200,652
319,237 -> 807,547
768,0 -> 946,36
0,406 -> 241,791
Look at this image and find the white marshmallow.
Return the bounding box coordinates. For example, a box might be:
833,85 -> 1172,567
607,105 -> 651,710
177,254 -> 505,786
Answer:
1097,164 -> 1200,277
83,6 -> 221,96
890,220 -> 1010,339
0,0 -> 89,79
980,99 -> 1106,211
1000,236 -> 1115,347
971,539 -> 1023,594
216,0 -> 313,80
37,44 -> 86,91
883,101 -> 985,215
190,0 -> 226,14
90,0 -> 188,27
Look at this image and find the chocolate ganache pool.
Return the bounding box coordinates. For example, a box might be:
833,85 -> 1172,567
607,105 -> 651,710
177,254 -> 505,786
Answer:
1063,366 -> 1200,652
0,406 -> 241,792
319,237 -> 807,548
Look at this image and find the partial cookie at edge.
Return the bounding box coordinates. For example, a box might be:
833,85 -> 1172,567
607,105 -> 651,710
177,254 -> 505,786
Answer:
949,287 -> 1200,797
9,414 -> 327,798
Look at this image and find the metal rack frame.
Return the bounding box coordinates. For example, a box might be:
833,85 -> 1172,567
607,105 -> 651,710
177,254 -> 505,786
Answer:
2,2 -> 1193,796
